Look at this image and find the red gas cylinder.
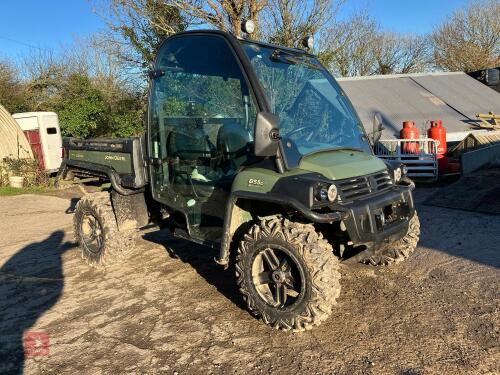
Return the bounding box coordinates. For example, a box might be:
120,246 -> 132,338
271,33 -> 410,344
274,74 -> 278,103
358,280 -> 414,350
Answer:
427,120 -> 447,171
400,121 -> 420,154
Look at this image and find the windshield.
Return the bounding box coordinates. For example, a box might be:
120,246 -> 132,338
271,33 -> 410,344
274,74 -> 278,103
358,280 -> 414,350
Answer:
241,41 -> 371,166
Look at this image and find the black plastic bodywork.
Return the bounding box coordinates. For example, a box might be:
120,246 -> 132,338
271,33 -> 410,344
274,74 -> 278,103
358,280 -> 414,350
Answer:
60,136 -> 147,195
216,180 -> 415,266
340,184 -> 414,244
254,112 -> 281,157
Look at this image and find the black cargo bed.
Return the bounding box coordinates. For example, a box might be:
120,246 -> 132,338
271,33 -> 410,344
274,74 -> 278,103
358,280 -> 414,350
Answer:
60,136 -> 148,193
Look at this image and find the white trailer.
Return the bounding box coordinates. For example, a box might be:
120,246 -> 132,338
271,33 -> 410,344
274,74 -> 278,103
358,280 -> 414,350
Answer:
13,112 -> 62,173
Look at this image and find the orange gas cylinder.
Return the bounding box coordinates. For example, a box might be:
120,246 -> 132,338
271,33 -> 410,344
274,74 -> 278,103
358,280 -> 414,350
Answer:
400,121 -> 419,154
428,120 -> 447,171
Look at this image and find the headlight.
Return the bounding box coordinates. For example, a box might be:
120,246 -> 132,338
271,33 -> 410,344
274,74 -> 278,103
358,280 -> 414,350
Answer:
317,188 -> 328,201
394,167 -> 402,183
315,183 -> 338,203
393,165 -> 408,183
327,184 -> 338,202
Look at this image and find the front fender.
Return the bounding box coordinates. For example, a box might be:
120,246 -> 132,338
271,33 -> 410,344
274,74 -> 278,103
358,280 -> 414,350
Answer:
215,190 -> 347,267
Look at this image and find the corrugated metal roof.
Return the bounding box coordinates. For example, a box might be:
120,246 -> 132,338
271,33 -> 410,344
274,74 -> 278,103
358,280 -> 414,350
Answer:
338,72 -> 500,139
448,130 -> 500,156
0,104 -> 33,160
412,73 -> 500,120
472,131 -> 500,146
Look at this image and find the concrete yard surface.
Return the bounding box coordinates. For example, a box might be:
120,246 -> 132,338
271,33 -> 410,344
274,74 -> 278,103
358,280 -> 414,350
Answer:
0,190 -> 498,374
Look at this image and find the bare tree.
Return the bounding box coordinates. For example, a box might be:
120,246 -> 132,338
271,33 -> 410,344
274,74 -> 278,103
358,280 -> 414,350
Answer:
60,36 -> 144,109
373,33 -> 429,75
19,49 -> 67,110
0,60 -> 28,113
95,0 -> 268,71
431,0 -> 500,71
96,0 -> 432,80
61,37 -> 118,78
262,0 -> 344,48
321,11 -> 378,76
171,0 -> 267,37
94,0 -> 188,69
322,10 -> 429,77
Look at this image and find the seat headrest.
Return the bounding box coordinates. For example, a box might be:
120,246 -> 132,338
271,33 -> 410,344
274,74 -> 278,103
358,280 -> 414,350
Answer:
168,130 -> 211,160
217,122 -> 252,153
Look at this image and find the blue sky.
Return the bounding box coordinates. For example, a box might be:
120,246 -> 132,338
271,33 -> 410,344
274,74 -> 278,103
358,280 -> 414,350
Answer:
0,0 -> 470,60
340,0 -> 470,33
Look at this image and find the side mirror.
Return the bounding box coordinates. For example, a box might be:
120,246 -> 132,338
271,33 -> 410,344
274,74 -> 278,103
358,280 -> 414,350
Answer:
371,113 -> 384,145
254,112 -> 280,157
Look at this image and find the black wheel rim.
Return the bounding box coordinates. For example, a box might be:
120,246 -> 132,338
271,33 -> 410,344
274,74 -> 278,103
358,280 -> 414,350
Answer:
80,213 -> 103,255
251,245 -> 305,309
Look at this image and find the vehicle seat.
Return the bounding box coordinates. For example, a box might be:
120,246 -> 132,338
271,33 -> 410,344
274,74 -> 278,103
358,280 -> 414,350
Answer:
216,122 -> 252,173
167,129 -> 215,199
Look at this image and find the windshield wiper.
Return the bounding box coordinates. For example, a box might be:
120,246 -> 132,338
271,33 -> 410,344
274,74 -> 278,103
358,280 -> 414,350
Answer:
270,49 -> 322,70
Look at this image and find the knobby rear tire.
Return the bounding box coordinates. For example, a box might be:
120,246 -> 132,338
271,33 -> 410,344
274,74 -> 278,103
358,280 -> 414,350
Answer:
73,192 -> 134,267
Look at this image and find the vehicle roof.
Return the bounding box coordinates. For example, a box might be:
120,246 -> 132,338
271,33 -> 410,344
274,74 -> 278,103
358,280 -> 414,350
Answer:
170,29 -> 315,57
238,37 -> 315,57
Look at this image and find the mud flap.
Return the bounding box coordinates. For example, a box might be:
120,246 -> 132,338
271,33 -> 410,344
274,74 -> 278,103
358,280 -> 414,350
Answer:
111,191 -> 149,231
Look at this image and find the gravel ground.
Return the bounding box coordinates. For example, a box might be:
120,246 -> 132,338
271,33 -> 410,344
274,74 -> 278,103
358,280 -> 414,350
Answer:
0,188 -> 498,375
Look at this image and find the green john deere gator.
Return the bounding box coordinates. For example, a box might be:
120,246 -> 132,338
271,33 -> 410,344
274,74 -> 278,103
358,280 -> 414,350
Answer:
58,28 -> 420,332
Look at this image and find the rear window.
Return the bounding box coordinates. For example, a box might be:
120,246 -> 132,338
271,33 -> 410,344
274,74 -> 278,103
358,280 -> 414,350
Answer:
47,127 -> 57,134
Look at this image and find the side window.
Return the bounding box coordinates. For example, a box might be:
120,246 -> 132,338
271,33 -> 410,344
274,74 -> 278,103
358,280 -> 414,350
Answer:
149,35 -> 257,201
150,35 -> 256,164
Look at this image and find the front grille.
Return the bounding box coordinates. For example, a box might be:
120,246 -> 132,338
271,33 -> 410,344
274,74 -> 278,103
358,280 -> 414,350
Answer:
373,170 -> 393,190
338,176 -> 371,200
338,170 -> 393,201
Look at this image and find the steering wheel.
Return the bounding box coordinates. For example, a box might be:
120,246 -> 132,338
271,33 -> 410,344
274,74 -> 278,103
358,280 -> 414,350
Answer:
285,126 -> 316,142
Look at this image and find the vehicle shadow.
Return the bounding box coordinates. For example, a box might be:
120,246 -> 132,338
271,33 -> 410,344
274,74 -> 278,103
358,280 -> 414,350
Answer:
0,231 -> 74,375
142,230 -> 246,310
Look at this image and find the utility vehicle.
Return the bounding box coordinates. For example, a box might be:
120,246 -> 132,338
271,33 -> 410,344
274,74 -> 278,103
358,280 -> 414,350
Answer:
58,28 -> 420,332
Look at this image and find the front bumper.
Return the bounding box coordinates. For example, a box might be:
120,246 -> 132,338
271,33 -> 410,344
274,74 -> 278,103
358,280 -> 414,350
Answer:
341,184 -> 415,246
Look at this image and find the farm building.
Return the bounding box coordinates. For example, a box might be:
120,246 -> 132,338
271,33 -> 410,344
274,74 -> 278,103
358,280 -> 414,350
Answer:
0,104 -> 33,161
337,72 -> 500,141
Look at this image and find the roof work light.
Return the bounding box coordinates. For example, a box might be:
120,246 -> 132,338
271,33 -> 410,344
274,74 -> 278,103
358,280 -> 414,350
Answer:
302,36 -> 314,50
241,19 -> 255,35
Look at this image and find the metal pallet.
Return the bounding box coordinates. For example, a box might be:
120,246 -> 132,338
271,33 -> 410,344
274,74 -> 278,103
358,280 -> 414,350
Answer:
374,138 -> 439,181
